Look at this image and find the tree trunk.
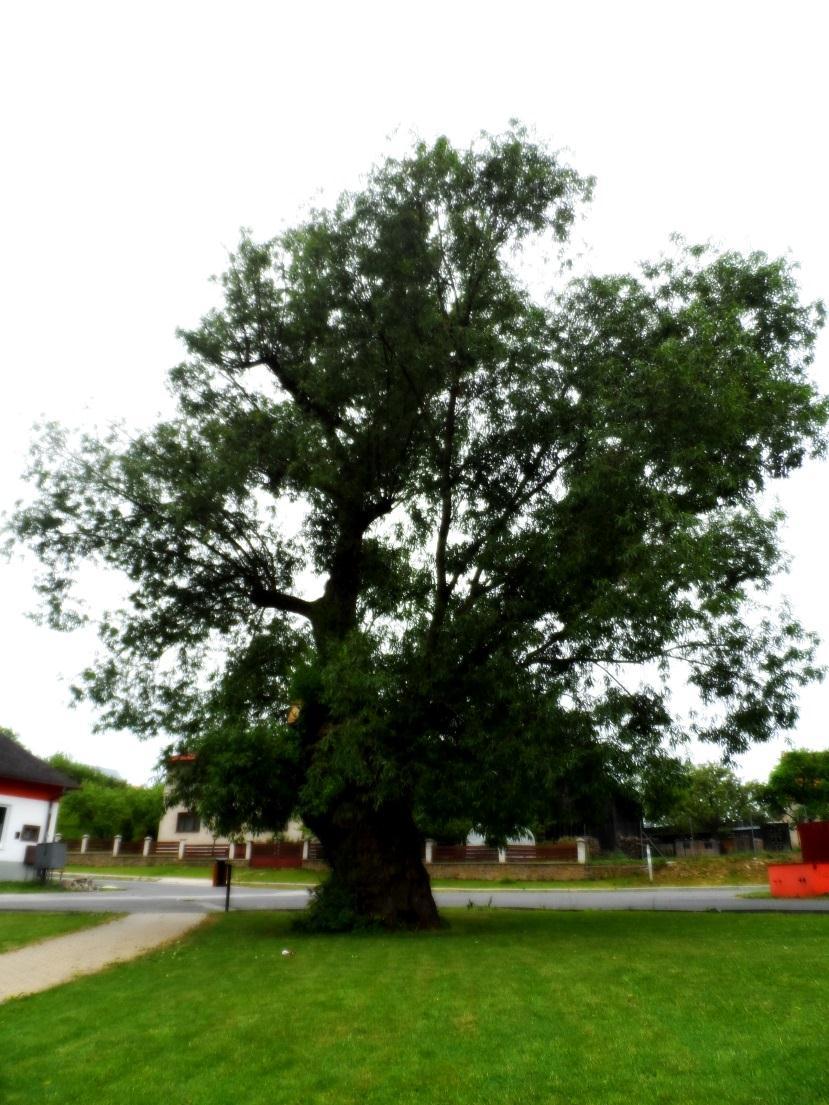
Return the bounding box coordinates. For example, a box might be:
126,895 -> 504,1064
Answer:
302,796 -> 440,931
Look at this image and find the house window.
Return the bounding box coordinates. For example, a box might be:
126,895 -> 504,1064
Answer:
176,811 -> 201,833
20,825 -> 41,842
0,805 -> 7,844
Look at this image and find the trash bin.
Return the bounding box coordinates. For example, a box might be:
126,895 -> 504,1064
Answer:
212,859 -> 228,887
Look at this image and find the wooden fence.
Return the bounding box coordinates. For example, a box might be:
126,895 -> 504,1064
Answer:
507,842 -> 579,862
64,836 -> 582,865
433,844 -> 500,863
249,841 -> 304,868
154,840 -> 183,857
431,843 -> 580,863
64,837 -> 239,860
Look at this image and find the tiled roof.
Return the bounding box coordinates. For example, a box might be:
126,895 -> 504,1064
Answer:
0,733 -> 79,790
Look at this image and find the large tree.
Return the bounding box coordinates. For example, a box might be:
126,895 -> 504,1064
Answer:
653,761 -> 766,835
764,749 -> 829,822
10,129 -> 826,928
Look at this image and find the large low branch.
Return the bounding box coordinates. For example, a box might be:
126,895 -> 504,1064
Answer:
248,581 -> 317,620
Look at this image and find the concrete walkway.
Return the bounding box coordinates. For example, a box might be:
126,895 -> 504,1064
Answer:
0,912 -> 204,1003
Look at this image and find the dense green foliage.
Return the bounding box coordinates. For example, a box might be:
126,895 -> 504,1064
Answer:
649,761 -> 766,833
764,747 -> 829,821
48,754 -> 163,841
10,127 -> 826,924
2,911 -> 829,1104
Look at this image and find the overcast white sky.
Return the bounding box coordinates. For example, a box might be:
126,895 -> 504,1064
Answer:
1,0 -> 827,785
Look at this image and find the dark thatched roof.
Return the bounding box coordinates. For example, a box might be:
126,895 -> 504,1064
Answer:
0,733 -> 79,790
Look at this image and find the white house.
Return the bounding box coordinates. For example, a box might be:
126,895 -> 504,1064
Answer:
157,802 -> 305,846
157,754 -> 304,846
0,733 -> 78,881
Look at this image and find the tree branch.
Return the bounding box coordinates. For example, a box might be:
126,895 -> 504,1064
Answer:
261,353 -> 343,449
427,376 -> 461,645
248,581 -> 316,620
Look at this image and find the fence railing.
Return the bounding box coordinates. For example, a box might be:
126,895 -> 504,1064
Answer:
179,843 -> 234,858
249,841 -> 304,868
432,844 -> 500,863
65,836 -> 239,860
116,840 -> 147,855
64,835 -> 585,865
65,835 -> 320,864
430,842 -> 582,863
508,843 -> 579,862
154,840 -> 183,857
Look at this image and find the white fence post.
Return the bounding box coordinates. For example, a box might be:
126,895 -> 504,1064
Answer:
425,839 -> 434,864
245,840 -> 253,861
81,834 -> 90,854
143,836 -> 153,857
302,839 -> 310,862
178,840 -> 187,860
498,847 -> 507,864
576,837 -> 588,865
228,842 -> 236,860
113,835 -> 122,857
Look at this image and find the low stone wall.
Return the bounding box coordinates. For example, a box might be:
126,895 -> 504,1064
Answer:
426,862 -> 590,881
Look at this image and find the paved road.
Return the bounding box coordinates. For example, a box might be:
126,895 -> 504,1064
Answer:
2,878 -> 829,914
0,879 -> 311,914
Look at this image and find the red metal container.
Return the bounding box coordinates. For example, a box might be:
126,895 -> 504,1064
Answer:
797,821 -> 829,863
767,862 -> 829,898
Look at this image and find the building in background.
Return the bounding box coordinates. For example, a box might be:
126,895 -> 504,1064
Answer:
156,802 -> 304,846
158,755 -> 303,846
0,732 -> 78,880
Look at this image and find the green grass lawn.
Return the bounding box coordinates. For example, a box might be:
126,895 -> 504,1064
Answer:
0,913 -> 113,954
0,880 -> 69,894
1,909 -> 827,1105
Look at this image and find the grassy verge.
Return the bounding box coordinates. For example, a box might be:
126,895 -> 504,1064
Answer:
740,890 -> 829,901
0,881 -> 69,894
0,913 -> 113,955
643,853 -> 793,886
66,864 -> 322,884
1,909 -> 827,1104
431,878 -> 641,890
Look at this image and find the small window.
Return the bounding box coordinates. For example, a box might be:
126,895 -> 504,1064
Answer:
20,825 -> 41,842
0,806 -> 7,843
176,811 -> 201,833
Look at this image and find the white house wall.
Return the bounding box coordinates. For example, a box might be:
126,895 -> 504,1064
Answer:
157,804 -> 305,845
0,793 -> 55,881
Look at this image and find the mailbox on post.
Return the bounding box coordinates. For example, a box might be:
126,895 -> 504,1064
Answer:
23,841 -> 68,883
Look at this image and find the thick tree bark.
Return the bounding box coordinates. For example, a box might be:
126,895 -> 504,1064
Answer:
303,796 -> 440,931
295,511 -> 443,931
